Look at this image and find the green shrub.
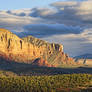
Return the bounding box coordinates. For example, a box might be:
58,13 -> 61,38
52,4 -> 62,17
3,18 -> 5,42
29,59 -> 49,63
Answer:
0,74 -> 91,92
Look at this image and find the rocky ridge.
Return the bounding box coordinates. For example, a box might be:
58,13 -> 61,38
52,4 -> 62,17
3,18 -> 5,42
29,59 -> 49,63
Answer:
0,28 -> 76,67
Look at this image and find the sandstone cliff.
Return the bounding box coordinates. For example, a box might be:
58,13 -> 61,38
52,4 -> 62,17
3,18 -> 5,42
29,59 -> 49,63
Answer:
22,36 -> 76,66
0,28 -> 76,67
32,58 -> 56,67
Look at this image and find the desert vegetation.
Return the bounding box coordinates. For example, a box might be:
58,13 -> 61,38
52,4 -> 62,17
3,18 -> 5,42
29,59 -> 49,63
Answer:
0,72 -> 92,92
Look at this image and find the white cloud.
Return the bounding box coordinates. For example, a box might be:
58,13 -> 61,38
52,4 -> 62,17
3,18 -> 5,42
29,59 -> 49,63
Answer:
0,0 -> 92,56
30,8 -> 57,17
42,28 -> 92,56
50,0 -> 92,26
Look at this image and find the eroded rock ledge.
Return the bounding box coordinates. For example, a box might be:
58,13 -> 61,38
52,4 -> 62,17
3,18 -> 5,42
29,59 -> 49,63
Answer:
0,28 -> 76,67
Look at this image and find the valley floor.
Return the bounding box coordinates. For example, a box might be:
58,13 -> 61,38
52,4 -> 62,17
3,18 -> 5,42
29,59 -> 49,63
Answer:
0,62 -> 92,92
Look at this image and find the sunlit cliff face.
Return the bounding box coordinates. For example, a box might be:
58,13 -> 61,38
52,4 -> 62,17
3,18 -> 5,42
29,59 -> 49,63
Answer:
0,0 -> 92,56
0,28 -> 76,67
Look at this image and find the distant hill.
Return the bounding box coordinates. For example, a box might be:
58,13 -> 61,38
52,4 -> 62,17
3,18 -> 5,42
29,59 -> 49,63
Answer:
74,54 -> 92,59
0,28 -> 76,67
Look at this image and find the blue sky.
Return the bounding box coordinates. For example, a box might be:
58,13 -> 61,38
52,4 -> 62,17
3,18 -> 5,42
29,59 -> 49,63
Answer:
0,0 -> 91,56
0,0 -> 85,10
0,0 -> 63,10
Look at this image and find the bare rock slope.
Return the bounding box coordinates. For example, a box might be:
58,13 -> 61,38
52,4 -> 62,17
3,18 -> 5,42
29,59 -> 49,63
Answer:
0,28 -> 76,67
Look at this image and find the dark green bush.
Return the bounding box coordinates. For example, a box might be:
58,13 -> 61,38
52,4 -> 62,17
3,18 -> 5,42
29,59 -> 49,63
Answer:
0,74 -> 92,92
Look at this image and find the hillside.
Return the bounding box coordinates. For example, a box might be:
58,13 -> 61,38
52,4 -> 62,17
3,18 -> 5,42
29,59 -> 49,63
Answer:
0,28 -> 76,67
74,54 -> 92,59
74,54 -> 92,66
22,36 -> 76,66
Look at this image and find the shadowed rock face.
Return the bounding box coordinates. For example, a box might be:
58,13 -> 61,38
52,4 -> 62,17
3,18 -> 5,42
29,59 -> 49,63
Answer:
32,58 -> 56,67
0,28 -> 75,67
